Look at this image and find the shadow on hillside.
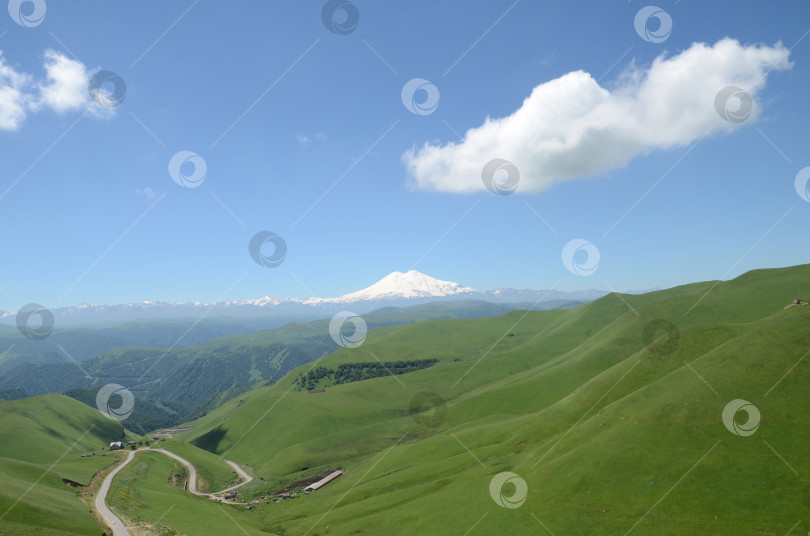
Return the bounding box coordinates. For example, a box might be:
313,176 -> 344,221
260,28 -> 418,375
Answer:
191,425 -> 227,453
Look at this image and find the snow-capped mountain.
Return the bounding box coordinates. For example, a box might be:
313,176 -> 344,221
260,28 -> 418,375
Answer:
0,270 -> 620,327
326,270 -> 477,302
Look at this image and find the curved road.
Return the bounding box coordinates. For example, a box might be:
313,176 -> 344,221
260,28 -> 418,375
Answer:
95,448 -> 252,535
95,450 -> 134,536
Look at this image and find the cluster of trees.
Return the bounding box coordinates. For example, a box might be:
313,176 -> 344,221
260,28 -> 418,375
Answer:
0,387 -> 27,400
294,359 -> 439,391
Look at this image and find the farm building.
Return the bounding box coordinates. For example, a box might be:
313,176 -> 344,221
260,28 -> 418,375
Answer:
304,470 -> 343,492
109,441 -> 124,450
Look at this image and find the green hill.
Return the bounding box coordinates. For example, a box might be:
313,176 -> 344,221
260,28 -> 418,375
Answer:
0,299 -> 562,431
3,265 -> 808,535
145,264 -> 808,535
0,395 -> 128,535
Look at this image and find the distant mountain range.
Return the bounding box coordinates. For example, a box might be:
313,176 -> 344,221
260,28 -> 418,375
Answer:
0,270 -> 651,327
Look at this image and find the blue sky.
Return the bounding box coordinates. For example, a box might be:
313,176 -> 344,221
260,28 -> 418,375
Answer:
1,0 -> 809,310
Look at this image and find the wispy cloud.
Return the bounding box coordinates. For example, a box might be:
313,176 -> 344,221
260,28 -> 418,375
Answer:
136,187 -> 158,199
404,39 -> 792,194
297,131 -> 327,146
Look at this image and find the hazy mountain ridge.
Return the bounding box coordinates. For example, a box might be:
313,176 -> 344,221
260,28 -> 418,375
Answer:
0,270 -> 643,326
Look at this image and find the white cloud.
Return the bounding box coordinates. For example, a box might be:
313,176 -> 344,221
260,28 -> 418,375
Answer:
37,50 -> 90,113
403,39 -> 793,194
0,52 -> 31,130
0,49 -> 115,131
297,132 -> 327,146
136,187 -> 157,199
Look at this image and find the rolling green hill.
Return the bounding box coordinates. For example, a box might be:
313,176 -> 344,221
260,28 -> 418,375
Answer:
143,264 -> 808,535
0,395 -> 129,535
0,299 -> 566,431
2,265 -> 808,535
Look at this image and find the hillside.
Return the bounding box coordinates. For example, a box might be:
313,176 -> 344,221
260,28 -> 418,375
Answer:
142,264 -> 810,535
2,265 -> 807,535
0,318 -> 291,379
0,395 -> 128,535
0,299 -> 576,431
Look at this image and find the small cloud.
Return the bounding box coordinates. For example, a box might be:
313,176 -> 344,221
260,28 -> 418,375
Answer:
136,187 -> 157,199
536,53 -> 554,67
297,132 -> 327,146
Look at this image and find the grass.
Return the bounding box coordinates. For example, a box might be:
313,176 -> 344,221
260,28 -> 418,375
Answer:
153,439 -> 245,493
108,451 -> 270,534
0,394 -> 129,535
4,264 -> 810,535
170,264 -> 810,535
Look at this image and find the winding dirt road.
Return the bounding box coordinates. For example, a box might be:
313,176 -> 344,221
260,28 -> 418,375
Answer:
95,448 -> 252,535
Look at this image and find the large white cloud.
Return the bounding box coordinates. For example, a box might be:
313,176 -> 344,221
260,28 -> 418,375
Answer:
0,49 -> 112,131
403,38 -> 793,194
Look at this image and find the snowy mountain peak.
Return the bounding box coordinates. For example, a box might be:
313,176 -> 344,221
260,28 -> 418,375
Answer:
333,270 -> 477,302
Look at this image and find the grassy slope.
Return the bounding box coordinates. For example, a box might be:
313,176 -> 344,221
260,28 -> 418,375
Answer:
0,395 -> 128,535
154,439 -> 243,493
6,265 -> 809,535
161,264 -> 809,535
108,451 -> 271,534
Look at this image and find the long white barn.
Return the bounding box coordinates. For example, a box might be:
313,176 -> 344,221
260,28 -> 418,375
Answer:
304,470 -> 343,492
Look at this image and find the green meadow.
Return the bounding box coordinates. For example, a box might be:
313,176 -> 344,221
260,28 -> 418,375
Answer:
0,395 -> 128,535
2,265 -> 809,535
164,264 -> 809,535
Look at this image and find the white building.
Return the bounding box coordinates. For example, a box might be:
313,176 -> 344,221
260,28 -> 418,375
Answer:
304,470 -> 343,492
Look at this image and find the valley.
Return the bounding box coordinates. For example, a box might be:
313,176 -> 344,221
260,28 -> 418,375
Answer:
1,265 -> 807,535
